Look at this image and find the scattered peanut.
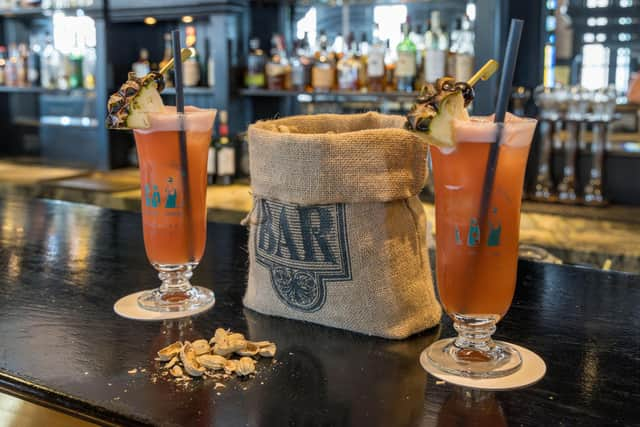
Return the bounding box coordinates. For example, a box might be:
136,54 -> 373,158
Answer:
156,329 -> 277,385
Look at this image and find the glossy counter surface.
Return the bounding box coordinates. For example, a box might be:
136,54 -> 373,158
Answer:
0,197 -> 638,426
0,160 -> 638,272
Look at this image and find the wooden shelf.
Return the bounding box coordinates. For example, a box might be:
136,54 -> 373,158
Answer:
0,86 -> 94,95
161,87 -> 215,96
240,88 -> 419,100
0,6 -> 102,18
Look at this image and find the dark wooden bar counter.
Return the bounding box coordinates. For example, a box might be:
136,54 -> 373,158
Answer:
0,197 -> 638,426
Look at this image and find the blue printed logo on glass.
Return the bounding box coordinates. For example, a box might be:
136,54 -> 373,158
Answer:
165,177 -> 178,208
467,218 -> 480,247
144,177 -> 179,209
457,208 -> 502,248
488,222 -> 502,247
255,199 -> 352,312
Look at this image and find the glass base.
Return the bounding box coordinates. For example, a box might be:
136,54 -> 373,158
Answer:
137,286 -> 215,312
136,262 -> 215,313
426,337 -> 522,378
425,314 -> 522,379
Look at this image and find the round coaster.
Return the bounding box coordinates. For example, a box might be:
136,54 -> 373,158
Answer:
114,291 -> 215,321
420,343 -> 546,391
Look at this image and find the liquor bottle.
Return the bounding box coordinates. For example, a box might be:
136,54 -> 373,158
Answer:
183,26 -> 200,87
396,23 -> 416,93
27,35 -> 40,87
132,48 -> 150,77
451,15 -> 474,82
246,37 -> 266,89
238,132 -> 250,178
0,46 -> 6,86
447,17 -> 462,77
555,0 -> 573,61
40,35 -> 61,89
411,24 -> 425,87
555,0 -> 573,85
58,54 -> 70,90
5,43 -> 18,87
83,44 -> 96,89
367,25 -> 385,92
294,33 -> 314,91
266,34 -> 291,90
215,110 -> 235,185
543,34 -> 556,88
332,33 -> 344,61
358,32 -> 368,89
159,33 -> 174,87
337,33 -> 361,91
290,40 -> 306,91
205,39 -> 215,88
68,35 -> 84,89
17,43 -> 28,86
359,32 -> 369,57
207,135 -> 216,185
424,11 -> 448,84
311,30 -> 335,92
384,39 -> 395,91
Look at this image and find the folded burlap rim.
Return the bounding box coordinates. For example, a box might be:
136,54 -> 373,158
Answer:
248,112 -> 428,205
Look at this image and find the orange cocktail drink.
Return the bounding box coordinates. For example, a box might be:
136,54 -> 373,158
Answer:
132,106 -> 216,311
425,113 -> 537,378
431,113 -> 536,320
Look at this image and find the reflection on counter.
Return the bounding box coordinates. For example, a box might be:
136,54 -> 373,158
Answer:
435,388 -> 507,427
243,309 -> 440,426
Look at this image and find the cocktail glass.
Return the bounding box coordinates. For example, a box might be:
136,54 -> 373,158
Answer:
132,106 -> 216,312
425,113 -> 537,378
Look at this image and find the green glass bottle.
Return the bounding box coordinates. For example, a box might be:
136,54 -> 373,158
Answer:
396,22 -> 416,93
69,34 -> 84,89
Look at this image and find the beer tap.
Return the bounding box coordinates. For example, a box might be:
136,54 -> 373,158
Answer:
532,86 -> 558,201
584,86 -> 616,206
552,86 -> 569,153
557,86 -> 590,203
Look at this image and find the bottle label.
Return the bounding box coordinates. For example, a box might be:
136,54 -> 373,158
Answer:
132,63 -> 150,77
292,65 -> 305,87
338,66 -> 359,90
217,146 -> 235,176
265,63 -> 286,77
207,146 -> 216,175
367,53 -> 384,77
395,52 -> 416,78
266,63 -> 287,90
455,54 -> 474,82
246,73 -> 265,88
446,52 -> 457,78
207,57 -> 215,87
425,49 -> 446,83
312,66 -> 334,90
183,60 -> 200,87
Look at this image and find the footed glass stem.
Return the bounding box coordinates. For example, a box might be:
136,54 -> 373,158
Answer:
137,263 -> 215,312
427,314 -> 522,378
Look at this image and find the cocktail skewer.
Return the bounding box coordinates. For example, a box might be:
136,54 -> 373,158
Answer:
467,59 -> 499,87
158,48 -> 192,78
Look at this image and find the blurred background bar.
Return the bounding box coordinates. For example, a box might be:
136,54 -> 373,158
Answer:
0,0 -> 638,272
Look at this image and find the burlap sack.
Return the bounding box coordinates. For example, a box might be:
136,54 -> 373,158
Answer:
243,112 -> 442,339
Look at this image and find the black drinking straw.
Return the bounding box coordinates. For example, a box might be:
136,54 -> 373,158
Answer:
478,19 -> 524,228
172,30 -> 194,262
